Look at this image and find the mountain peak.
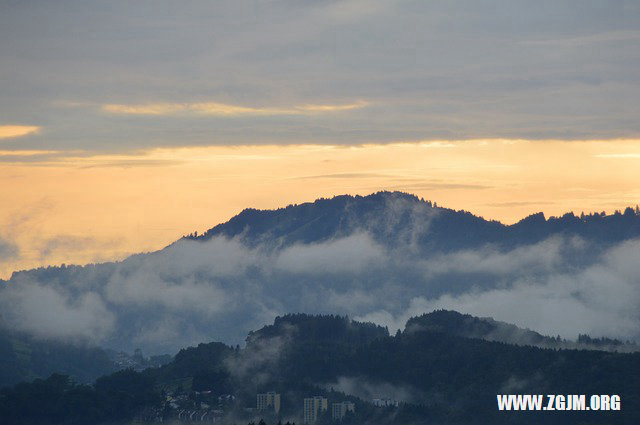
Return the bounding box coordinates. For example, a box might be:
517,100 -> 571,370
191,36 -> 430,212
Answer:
182,192 -> 640,252
196,191 -> 442,247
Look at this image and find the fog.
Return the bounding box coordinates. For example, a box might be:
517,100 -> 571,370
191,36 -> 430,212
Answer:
1,231 -> 639,353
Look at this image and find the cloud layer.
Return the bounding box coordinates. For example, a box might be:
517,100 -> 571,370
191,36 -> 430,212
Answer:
1,229 -> 639,354
2,1 -> 640,150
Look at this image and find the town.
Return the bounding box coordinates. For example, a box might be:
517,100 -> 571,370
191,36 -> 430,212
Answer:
139,389 -> 399,424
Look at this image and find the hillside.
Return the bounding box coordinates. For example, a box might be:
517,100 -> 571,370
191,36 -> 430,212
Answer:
406,310 -> 640,352
195,192 -> 640,251
0,329 -> 117,388
0,329 -> 172,389
1,312 -> 637,424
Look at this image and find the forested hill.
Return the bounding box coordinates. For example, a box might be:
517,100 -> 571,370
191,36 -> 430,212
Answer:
2,312 -> 638,425
192,191 -> 640,250
3,191 -> 640,355
246,314 -> 388,345
406,310 -> 640,352
0,329 -> 116,388
0,329 -> 172,389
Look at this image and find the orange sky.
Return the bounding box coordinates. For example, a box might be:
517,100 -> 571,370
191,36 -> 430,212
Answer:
1,138 -> 639,279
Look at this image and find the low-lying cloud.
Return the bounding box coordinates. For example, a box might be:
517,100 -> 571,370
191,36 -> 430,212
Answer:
358,239 -> 640,341
0,280 -> 115,344
325,376 -> 424,405
1,231 -> 639,354
275,233 -> 384,274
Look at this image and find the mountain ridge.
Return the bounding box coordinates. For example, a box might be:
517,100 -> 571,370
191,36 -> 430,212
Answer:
187,191 -> 640,251
2,191 -> 640,354
5,191 -> 640,281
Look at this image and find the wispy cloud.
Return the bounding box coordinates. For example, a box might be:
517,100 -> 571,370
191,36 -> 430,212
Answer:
523,30 -> 640,47
295,172 -> 391,180
0,126 -> 41,140
0,150 -> 57,157
486,201 -> 554,207
595,153 -> 640,159
102,100 -> 368,117
0,237 -> 19,261
389,181 -> 491,190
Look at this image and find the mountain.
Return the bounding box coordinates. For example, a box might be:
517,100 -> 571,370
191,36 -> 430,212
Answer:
1,312 -> 638,425
406,310 -> 640,352
0,329 -> 117,388
0,328 -> 172,389
2,192 -> 640,354
194,192 -> 640,251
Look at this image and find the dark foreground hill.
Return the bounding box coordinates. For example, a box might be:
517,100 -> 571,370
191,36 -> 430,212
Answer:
0,329 -> 117,388
0,329 -> 172,389
1,312 -> 638,425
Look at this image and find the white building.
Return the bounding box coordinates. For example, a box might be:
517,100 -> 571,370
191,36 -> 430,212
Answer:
331,401 -> 355,420
257,391 -> 281,414
372,398 -> 399,407
303,396 -> 328,424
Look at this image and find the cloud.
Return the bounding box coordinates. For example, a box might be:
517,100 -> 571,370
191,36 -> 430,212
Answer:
389,181 -> 490,191
275,233 -> 385,274
77,159 -> 184,168
357,239 -> 640,341
595,153 -> 640,159
4,1 -> 640,150
485,201 -> 554,207
102,100 -> 368,117
2,223 -> 640,354
37,235 -> 122,261
325,376 -> 424,405
0,237 -> 19,261
0,279 -> 115,343
0,150 -> 56,156
421,236 -> 582,276
295,173 -> 391,180
523,30 -> 640,47
105,270 -> 229,317
226,327 -> 292,386
0,126 -> 40,140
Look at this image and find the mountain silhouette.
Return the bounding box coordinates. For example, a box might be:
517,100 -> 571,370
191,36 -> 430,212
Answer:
2,191 -> 640,354
191,191 -> 640,250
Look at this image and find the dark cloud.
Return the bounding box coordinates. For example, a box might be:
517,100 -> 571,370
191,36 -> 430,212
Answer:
2,1 -> 640,151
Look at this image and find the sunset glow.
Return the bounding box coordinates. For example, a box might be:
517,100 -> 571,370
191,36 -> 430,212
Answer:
2,138 -> 639,278
0,125 -> 40,139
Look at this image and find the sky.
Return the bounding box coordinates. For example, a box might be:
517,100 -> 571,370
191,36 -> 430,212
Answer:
2,0 -> 640,277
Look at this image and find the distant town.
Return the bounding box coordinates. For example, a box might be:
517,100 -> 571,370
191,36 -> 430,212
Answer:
141,389 -> 399,423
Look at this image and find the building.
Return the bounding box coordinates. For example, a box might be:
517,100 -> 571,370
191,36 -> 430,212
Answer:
257,392 -> 281,414
303,396 -> 328,424
372,398 -> 399,407
331,401 -> 355,420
